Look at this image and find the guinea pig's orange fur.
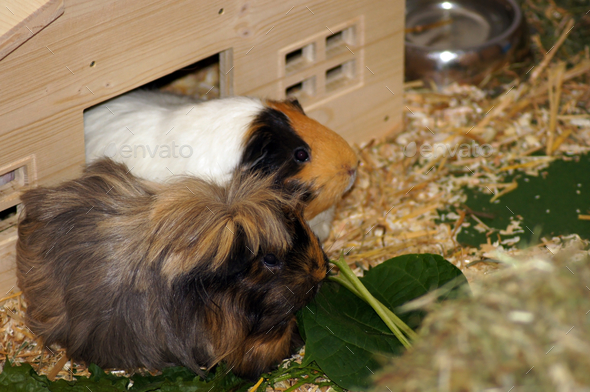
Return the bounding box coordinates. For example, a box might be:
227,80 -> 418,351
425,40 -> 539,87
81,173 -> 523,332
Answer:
265,101 -> 358,220
16,159 -> 329,379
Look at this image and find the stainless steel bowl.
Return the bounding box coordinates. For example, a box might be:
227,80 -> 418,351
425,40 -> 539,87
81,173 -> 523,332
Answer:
405,0 -> 529,86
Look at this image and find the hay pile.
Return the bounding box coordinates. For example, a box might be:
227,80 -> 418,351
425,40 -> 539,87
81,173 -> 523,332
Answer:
373,238 -> 590,392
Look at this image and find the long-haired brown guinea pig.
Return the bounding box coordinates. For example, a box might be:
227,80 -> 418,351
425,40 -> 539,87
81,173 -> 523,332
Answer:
84,90 -> 359,240
16,158 -> 329,379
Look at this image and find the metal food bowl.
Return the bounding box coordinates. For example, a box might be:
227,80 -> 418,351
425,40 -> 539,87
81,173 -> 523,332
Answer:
405,0 -> 529,86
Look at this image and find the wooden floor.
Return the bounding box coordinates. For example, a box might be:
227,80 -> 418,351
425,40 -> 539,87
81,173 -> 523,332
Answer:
0,215 -> 18,295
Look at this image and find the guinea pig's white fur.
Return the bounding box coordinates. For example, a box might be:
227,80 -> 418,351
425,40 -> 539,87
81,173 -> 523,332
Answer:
84,90 -> 358,240
85,92 -> 261,182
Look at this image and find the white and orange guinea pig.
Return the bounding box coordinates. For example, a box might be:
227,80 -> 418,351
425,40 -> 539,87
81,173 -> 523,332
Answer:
84,90 -> 358,240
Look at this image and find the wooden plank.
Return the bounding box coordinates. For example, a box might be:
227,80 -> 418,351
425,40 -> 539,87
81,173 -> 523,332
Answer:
232,0 -> 405,144
0,0 -> 64,61
0,0 -> 242,198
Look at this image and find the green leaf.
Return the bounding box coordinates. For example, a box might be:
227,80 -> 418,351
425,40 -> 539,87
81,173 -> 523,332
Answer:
0,361 -> 50,391
363,253 -> 468,312
129,364 -> 250,392
0,360 -> 250,392
298,253 -> 468,391
442,154 -> 590,247
299,281 -> 403,391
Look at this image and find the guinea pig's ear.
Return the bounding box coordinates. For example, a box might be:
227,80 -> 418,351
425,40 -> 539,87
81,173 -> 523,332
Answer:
286,97 -> 305,114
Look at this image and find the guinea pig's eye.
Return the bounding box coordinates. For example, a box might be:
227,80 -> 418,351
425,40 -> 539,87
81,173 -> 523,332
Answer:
263,253 -> 278,266
294,148 -> 310,163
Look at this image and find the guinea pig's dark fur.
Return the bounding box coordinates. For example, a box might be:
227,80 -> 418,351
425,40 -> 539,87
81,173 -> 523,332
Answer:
16,158 -> 329,379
